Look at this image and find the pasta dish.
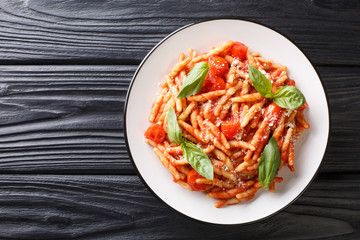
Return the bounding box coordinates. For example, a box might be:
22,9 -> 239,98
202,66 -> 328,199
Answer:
144,41 -> 309,208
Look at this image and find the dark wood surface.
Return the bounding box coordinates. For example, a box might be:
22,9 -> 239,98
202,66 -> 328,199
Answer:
0,0 -> 359,239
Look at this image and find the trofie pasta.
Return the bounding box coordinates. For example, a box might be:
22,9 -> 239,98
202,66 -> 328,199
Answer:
144,41 -> 310,208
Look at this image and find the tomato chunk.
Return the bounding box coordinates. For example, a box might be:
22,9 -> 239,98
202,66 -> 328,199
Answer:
201,75 -> 226,93
144,124 -> 166,143
229,42 -> 248,61
187,169 -> 208,191
221,119 -> 239,140
264,103 -> 283,128
208,55 -> 229,77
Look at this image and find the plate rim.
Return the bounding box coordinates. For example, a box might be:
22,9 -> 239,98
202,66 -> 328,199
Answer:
124,18 -> 331,225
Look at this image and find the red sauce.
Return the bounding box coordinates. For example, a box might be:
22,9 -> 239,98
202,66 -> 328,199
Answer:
187,169 -> 207,191
297,102 -> 308,111
244,125 -> 257,142
144,124 -> 166,143
288,79 -> 296,86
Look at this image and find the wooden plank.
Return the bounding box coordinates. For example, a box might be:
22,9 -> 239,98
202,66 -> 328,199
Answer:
0,65 -> 136,174
0,174 -> 357,239
320,67 -> 360,173
0,0 -> 359,65
0,65 -> 358,173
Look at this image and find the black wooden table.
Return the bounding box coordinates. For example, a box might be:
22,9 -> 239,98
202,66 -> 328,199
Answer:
0,0 -> 359,239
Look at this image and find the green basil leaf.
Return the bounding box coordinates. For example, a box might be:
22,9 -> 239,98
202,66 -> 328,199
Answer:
248,65 -> 306,110
273,86 -> 306,110
181,141 -> 214,180
167,107 -> 213,179
177,62 -> 209,98
167,107 -> 184,145
257,137 -> 281,188
248,65 -> 273,97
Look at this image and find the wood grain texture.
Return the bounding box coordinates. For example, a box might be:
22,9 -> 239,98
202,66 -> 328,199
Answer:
0,174 -> 357,240
0,65 -> 358,174
0,0 -> 359,65
0,0 -> 357,239
319,67 -> 360,173
0,65 -> 136,174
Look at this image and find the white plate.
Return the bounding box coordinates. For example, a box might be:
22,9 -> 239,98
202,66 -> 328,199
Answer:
124,19 -> 329,225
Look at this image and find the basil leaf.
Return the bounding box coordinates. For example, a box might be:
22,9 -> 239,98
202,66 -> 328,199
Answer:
167,107 -> 184,145
177,62 -> 209,98
257,137 -> 280,188
248,65 -> 306,110
167,107 -> 213,179
248,65 -> 273,98
181,141 -> 214,180
273,86 -> 306,110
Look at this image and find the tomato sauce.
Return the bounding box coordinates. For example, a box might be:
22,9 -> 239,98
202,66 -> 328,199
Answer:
187,169 -> 208,191
288,79 -> 296,86
297,102 -> 308,111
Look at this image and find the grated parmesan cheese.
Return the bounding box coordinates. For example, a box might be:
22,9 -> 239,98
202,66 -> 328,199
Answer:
234,132 -> 243,140
285,110 -> 292,117
232,59 -> 239,66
